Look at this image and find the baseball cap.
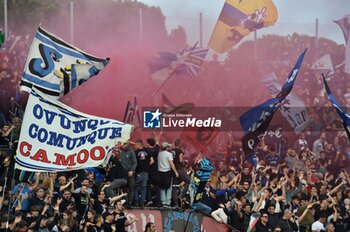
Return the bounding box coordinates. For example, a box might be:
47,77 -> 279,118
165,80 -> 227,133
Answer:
344,198 -> 350,205
162,142 -> 171,148
344,93 -> 350,98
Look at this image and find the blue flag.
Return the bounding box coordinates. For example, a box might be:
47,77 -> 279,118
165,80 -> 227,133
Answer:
323,76 -> 350,141
240,49 -> 307,155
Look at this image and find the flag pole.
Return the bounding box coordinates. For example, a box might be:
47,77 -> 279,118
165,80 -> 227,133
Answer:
183,210 -> 194,232
4,0 -> 7,40
315,18 -> 319,49
315,18 -> 319,59
9,107 -> 17,144
10,182 -> 25,211
1,165 -> 10,211
70,0 -> 74,44
139,8 -> 143,46
254,30 -> 258,60
1,167 -> 9,200
199,12 -> 203,48
5,168 -> 16,232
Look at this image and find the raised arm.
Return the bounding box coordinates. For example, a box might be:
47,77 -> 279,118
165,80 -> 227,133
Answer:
101,183 -> 110,192
48,176 -> 54,192
109,193 -> 128,204
59,177 -> 75,192
1,124 -> 14,137
253,191 -> 267,213
329,180 -> 345,195
332,206 -> 338,223
227,173 -> 237,188
29,172 -> 41,192
153,130 -> 162,145
125,216 -> 139,227
298,203 -> 313,223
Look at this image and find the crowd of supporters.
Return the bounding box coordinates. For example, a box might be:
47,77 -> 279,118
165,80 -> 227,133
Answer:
0,131 -> 349,231
0,30 -> 350,232
0,31 -> 29,125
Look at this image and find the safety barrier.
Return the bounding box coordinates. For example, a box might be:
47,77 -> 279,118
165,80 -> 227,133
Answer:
124,209 -> 231,232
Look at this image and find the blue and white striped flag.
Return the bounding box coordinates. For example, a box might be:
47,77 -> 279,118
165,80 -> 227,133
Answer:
20,26 -> 110,98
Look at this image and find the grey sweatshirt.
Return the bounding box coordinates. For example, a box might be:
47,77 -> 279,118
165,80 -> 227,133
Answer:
121,147 -> 137,172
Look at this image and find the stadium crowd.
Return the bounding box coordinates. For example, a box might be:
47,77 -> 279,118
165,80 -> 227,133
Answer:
0,31 -> 350,232
0,131 -> 350,232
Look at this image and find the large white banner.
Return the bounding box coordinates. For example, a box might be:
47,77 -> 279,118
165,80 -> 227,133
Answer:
262,73 -> 309,134
15,89 -> 133,172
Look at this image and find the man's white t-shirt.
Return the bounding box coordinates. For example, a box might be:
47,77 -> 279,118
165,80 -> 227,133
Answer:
158,150 -> 173,172
311,221 -> 325,231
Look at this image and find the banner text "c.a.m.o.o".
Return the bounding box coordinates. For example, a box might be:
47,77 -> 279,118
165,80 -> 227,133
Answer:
18,141 -> 106,167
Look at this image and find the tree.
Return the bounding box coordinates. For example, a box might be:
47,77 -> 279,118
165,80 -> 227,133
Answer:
0,0 -> 68,35
168,25 -> 187,51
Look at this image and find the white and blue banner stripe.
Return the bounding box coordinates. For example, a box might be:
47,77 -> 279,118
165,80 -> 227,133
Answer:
21,26 -> 109,97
